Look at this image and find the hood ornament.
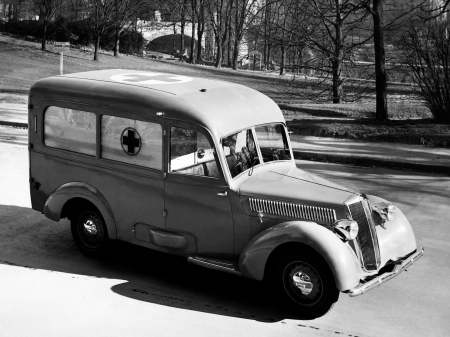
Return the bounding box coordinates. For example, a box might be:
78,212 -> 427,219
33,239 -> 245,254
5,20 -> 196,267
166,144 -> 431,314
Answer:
372,202 -> 396,229
257,210 -> 264,223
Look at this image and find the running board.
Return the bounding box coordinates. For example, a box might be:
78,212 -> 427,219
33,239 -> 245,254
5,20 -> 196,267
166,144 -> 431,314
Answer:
187,256 -> 242,276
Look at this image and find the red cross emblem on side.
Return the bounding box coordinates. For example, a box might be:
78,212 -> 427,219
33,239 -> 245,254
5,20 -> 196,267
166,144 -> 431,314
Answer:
121,127 -> 141,156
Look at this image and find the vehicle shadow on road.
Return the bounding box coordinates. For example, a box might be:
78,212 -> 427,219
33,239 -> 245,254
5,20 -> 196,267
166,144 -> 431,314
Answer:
0,204 -> 309,323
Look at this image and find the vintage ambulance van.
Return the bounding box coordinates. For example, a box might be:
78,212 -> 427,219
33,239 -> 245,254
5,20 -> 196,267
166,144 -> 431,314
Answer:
29,69 -> 423,318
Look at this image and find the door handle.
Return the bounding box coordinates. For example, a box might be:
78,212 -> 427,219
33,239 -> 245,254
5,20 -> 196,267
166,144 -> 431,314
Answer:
217,191 -> 228,197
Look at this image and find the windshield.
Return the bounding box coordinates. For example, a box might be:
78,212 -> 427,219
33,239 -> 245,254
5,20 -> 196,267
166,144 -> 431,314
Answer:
222,123 -> 291,178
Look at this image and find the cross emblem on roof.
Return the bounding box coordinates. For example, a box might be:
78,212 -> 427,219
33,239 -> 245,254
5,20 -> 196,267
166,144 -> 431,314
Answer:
122,74 -> 184,83
121,128 -> 141,156
110,72 -> 193,85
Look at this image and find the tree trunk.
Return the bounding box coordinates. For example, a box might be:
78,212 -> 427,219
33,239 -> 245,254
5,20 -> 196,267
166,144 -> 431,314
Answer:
180,1 -> 186,62
232,37 -> 239,70
197,28 -> 203,63
8,4 -> 12,21
196,1 -> 205,64
263,3 -> 268,71
332,14 -> 344,104
332,56 -> 343,103
41,20 -> 48,51
373,0 -> 388,121
280,45 -> 285,75
114,28 -> 120,57
94,35 -> 100,61
172,23 -> 176,56
190,0 -> 196,63
180,25 -> 185,62
215,40 -> 222,68
227,27 -> 232,67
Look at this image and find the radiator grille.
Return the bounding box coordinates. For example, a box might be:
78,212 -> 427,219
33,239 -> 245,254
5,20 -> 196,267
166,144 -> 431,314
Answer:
347,199 -> 380,271
249,198 -> 336,224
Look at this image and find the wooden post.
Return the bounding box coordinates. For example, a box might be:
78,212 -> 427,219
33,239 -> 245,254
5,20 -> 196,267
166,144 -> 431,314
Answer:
60,52 -> 63,75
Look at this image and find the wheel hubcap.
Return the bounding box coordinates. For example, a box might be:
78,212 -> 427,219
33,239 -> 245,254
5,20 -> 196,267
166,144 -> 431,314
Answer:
83,219 -> 98,235
292,271 -> 313,295
283,261 -> 323,306
78,211 -> 104,249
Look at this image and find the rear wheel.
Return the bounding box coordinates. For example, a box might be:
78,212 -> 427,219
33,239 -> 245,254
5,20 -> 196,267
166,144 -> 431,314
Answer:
71,207 -> 109,257
273,252 -> 339,318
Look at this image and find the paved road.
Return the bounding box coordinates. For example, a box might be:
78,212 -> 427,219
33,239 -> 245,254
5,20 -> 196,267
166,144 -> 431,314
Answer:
0,136 -> 449,337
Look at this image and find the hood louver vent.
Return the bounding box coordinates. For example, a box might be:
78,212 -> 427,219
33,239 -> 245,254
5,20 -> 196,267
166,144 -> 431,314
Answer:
249,198 -> 336,224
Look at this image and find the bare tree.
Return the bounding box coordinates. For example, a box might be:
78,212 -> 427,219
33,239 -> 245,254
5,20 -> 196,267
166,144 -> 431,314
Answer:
195,0 -> 206,63
189,0 -> 197,62
34,0 -> 64,50
179,0 -> 187,61
111,0 -> 144,57
360,0 -> 427,121
67,0 -> 86,21
86,0 -> 116,60
206,0 -> 234,68
400,15 -> 450,122
359,0 -> 387,120
230,0 -> 259,70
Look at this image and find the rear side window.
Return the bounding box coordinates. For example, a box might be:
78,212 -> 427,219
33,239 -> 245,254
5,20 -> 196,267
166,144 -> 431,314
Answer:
44,106 -> 96,156
101,115 -> 162,169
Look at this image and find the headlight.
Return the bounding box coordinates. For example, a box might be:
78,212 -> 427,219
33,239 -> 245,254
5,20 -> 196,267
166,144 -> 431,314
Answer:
334,219 -> 359,241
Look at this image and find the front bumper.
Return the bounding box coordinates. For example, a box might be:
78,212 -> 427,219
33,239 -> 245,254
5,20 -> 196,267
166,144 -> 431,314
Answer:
347,247 -> 424,297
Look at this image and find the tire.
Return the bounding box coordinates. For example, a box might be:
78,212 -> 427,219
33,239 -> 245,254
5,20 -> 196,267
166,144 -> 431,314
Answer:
273,252 -> 339,318
71,207 -> 109,257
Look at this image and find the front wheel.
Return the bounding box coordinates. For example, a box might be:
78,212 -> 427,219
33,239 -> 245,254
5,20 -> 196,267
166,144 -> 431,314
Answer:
71,207 -> 109,257
274,253 -> 339,318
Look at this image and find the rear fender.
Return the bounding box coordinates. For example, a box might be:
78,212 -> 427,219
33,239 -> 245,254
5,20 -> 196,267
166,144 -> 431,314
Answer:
238,221 -> 361,291
44,182 -> 117,239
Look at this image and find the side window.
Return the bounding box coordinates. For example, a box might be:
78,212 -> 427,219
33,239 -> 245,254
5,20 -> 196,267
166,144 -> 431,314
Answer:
44,106 -> 96,156
254,124 -> 291,163
169,127 -> 219,178
101,115 -> 162,169
222,129 -> 259,178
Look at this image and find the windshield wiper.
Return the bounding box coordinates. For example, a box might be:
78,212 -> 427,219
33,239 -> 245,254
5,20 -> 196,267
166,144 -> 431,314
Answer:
248,157 -> 259,176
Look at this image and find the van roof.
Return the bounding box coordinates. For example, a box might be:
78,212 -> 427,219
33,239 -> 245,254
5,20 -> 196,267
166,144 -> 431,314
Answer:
30,69 -> 285,139
63,69 -> 233,95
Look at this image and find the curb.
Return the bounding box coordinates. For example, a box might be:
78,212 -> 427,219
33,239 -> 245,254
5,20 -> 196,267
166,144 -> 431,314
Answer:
293,151 -> 450,175
0,89 -> 29,94
0,121 -> 28,128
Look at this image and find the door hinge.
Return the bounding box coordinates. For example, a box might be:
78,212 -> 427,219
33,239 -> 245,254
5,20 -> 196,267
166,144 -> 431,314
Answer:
163,130 -> 166,136
163,210 -> 167,217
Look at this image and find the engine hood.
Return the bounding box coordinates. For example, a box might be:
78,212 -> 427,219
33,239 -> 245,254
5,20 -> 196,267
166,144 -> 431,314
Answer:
239,166 -> 357,209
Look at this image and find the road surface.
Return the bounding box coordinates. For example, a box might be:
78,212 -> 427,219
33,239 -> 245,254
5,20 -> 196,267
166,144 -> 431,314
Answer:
0,128 -> 449,337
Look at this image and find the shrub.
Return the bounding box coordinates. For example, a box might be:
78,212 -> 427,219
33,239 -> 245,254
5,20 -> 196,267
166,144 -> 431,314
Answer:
400,17 -> 450,123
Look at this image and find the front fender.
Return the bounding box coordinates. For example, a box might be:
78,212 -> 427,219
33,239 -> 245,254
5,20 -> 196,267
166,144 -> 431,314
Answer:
44,182 -> 117,239
367,194 -> 417,266
238,221 -> 361,291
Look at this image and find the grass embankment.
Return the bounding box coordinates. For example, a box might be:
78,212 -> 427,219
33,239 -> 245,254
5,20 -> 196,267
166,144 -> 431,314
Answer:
284,103 -> 450,148
1,33 -> 449,148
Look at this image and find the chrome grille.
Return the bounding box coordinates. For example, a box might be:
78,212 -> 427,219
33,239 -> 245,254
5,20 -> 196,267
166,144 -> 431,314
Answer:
346,196 -> 381,271
249,198 -> 336,224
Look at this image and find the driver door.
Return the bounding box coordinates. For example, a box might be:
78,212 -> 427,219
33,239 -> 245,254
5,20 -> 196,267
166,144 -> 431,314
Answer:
164,120 -> 235,259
